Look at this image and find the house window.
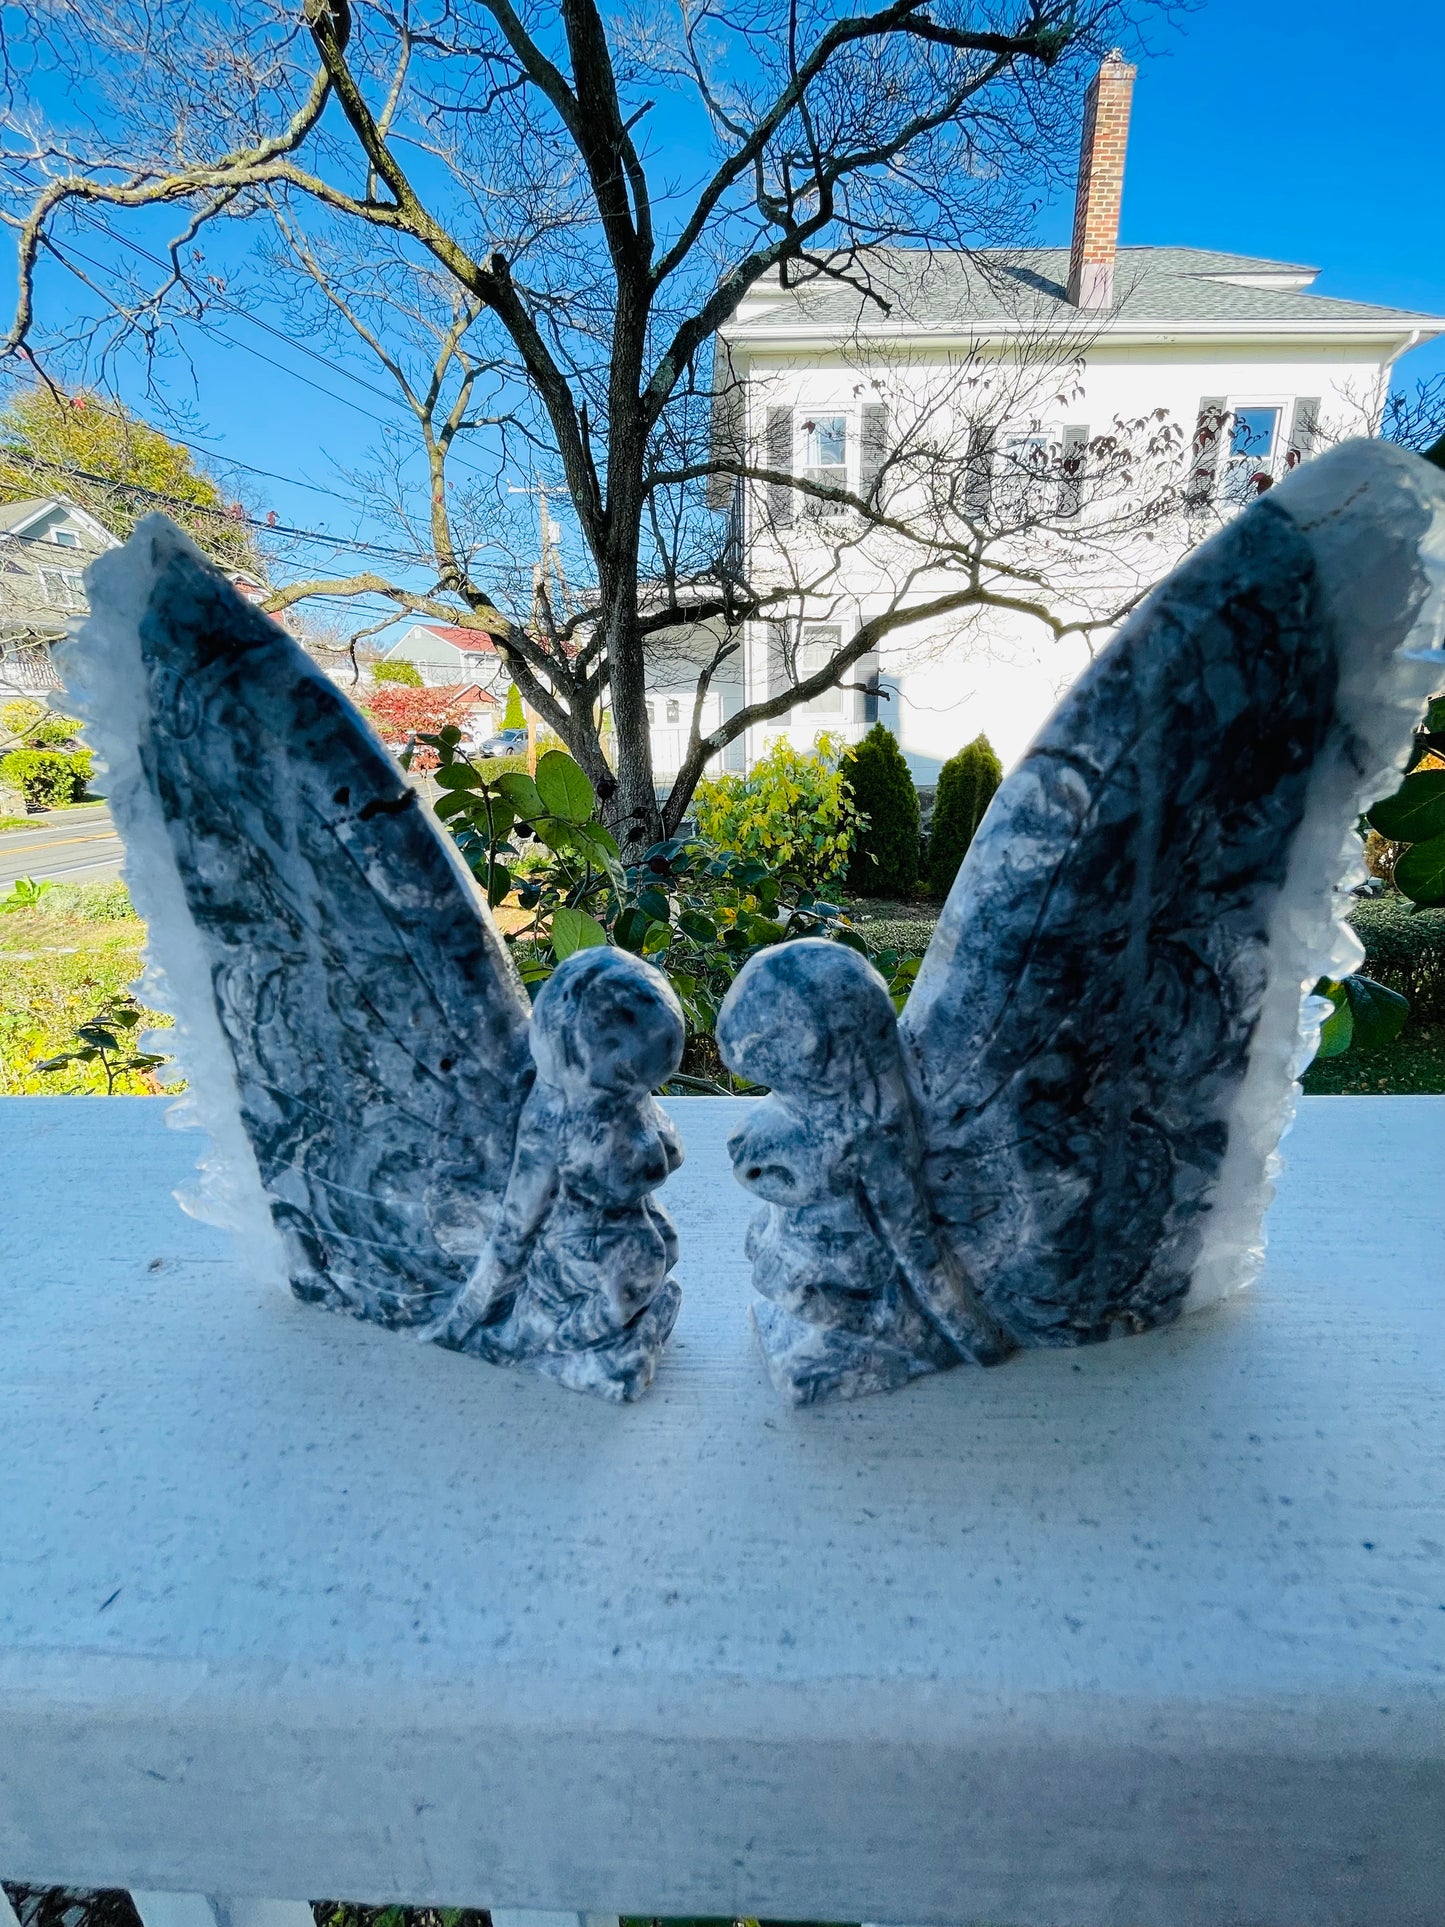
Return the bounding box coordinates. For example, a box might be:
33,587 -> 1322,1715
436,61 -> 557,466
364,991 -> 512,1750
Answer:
645,700 -> 656,726
995,428 -> 1059,524
1223,406 -> 1281,504
51,528 -> 80,548
801,414 -> 847,515
795,624 -> 844,716
665,698 -> 680,725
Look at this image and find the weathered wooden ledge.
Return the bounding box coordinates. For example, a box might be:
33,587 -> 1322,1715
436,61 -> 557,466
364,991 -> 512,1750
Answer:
0,1095 -> 1441,1927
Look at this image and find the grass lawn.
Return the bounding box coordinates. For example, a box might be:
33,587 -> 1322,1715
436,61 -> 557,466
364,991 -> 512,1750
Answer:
0,880 -> 171,1094
1301,1019 -> 1445,1094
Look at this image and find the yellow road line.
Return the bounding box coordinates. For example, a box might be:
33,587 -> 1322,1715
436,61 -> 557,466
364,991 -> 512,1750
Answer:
0,832 -> 119,851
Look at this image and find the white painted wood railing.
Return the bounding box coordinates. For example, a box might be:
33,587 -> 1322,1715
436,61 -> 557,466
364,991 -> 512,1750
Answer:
0,1096 -> 1441,1927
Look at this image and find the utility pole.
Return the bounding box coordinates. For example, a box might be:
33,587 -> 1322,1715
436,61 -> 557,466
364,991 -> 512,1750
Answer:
507,478 -> 572,776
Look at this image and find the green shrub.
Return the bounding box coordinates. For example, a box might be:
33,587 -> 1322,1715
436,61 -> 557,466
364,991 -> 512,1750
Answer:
1,698 -> 45,739
693,734 -> 858,887
372,659 -> 425,687
1349,897 -> 1445,1018
1,699 -> 81,747
501,681 -> 526,729
929,734 -> 1002,897
0,747 -> 92,809
844,724 -> 920,897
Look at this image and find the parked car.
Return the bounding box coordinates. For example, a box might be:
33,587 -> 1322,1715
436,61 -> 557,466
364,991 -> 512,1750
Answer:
474,727 -> 528,759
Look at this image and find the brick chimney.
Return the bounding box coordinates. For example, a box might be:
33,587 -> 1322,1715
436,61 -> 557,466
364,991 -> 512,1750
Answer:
1065,51 -> 1137,311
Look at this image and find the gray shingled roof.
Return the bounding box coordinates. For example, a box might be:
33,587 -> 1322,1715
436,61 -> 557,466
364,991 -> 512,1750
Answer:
732,247 -> 1444,332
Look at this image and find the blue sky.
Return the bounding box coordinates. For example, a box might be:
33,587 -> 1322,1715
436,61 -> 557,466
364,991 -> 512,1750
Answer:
8,0 -> 1443,619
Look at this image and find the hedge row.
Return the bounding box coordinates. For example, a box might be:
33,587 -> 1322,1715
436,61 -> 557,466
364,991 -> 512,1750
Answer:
1349,897 -> 1445,1018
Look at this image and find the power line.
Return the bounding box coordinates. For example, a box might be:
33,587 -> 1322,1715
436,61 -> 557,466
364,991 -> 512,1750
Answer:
63,208 -> 499,487
3,451 -> 466,570
74,207 -> 415,414
49,230 -> 407,433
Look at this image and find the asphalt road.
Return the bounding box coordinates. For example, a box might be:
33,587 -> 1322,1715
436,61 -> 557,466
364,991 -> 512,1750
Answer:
0,802 -> 124,892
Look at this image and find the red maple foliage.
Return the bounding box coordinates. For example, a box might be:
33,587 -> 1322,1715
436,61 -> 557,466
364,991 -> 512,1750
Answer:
358,682 -> 493,771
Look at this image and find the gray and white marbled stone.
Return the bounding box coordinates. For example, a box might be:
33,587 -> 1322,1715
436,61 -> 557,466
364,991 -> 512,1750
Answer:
718,941 -> 1011,1405
423,945 -> 686,1402
717,441 -> 1445,1403
69,516 -> 685,1400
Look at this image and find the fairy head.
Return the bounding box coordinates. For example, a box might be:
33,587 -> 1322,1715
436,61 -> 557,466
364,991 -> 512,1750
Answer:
716,938 -> 902,1101
529,945 -> 685,1099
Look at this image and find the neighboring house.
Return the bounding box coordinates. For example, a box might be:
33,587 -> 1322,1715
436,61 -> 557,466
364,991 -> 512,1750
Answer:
379,620 -> 511,694
642,609 -> 746,779
0,497 -> 118,695
715,55 -> 1445,778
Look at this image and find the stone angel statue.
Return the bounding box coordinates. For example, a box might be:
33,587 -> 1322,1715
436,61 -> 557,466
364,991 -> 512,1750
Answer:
65,517 -> 685,1402
719,441 -> 1445,1404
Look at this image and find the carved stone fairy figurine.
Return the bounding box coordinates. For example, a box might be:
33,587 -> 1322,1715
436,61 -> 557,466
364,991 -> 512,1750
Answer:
719,440 -> 1445,1403
424,946 -> 686,1399
63,515 -> 685,1400
718,941 -> 1011,1402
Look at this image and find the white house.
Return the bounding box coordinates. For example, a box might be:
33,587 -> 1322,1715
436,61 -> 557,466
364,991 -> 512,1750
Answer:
380,619 -> 512,694
717,54 -> 1445,779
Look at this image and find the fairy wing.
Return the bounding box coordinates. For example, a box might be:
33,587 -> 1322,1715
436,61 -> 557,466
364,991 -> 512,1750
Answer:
67,515 -> 532,1326
900,441 -> 1445,1348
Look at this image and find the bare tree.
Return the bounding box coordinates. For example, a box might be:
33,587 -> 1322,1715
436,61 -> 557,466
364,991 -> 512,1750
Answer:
1,0 -> 1171,849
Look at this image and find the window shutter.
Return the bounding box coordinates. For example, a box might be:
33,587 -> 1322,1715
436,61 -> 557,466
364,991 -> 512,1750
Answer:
709,351 -> 745,509
767,407 -> 794,528
1287,397 -> 1321,469
1186,396 -> 1227,507
1058,424 -> 1089,520
964,424 -> 995,519
766,621 -> 794,717
859,403 -> 889,505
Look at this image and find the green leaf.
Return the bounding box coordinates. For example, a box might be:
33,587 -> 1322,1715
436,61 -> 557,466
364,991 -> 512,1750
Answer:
435,761 -> 480,791
433,788 -> 478,820
550,905 -> 608,959
612,905 -> 652,952
678,909 -> 717,943
1394,832 -> 1445,907
486,860 -> 512,908
1341,973 -> 1409,1050
534,750 -> 595,824
1366,769 -> 1445,842
1313,979 -> 1354,1059
832,926 -> 871,955
641,919 -> 672,956
483,797 -> 517,841
746,915 -> 787,944
496,771 -> 546,818
637,885 -> 671,924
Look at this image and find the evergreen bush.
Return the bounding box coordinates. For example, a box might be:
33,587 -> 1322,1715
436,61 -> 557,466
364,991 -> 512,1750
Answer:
372,659 -> 425,687
501,681 -> 526,729
0,748 -> 92,810
929,733 -> 1003,896
844,724 -> 920,897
